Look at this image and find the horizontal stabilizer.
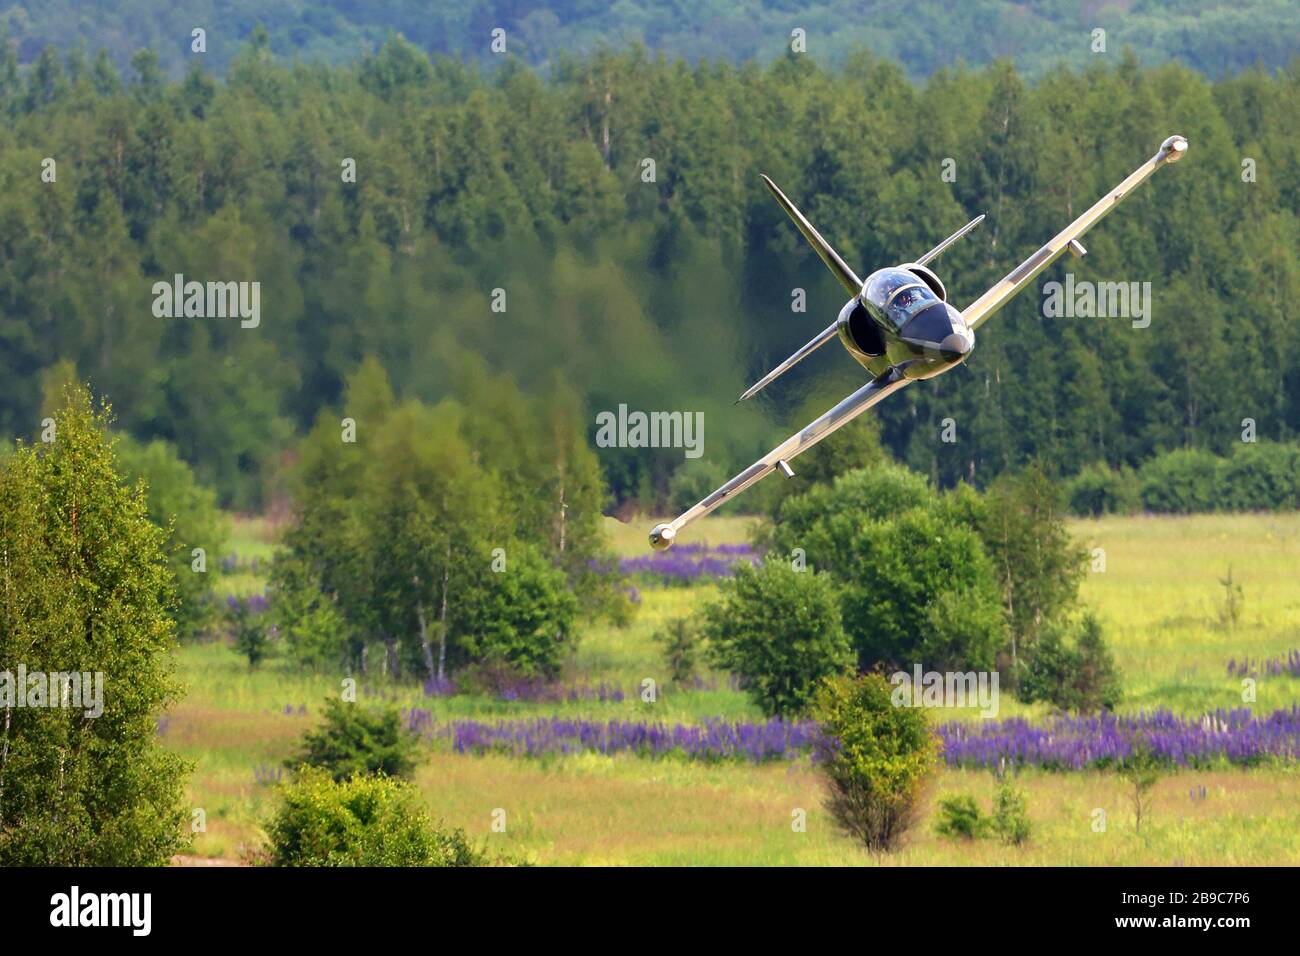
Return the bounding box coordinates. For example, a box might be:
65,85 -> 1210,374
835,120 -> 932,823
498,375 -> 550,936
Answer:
916,214 -> 985,266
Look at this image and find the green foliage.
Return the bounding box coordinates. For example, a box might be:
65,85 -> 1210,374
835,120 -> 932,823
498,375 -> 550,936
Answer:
848,509 -> 1007,671
935,782 -> 1031,845
1074,443 -> 1300,516
975,465 -> 1086,667
934,795 -> 988,840
668,458 -> 729,512
0,386 -> 190,865
1065,463 -> 1141,517
1017,612 -> 1121,713
811,673 -> 941,852
454,543 -> 578,679
2,43 -> 1296,511
267,555 -> 352,669
702,560 -> 853,718
1138,448 -> 1221,513
767,463 -> 1008,672
113,435 -> 228,638
1214,442 -> 1300,511
1120,740 -> 1164,835
289,699 -> 422,782
1217,565 -> 1244,629
991,781 -> 1032,845
653,617 -> 703,685
225,595 -> 273,669
275,359 -> 595,681
266,768 -> 485,867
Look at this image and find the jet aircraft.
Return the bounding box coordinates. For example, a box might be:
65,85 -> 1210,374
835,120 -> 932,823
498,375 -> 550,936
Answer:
649,135 -> 1188,550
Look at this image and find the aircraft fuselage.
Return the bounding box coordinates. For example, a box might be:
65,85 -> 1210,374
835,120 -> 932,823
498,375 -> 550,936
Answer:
836,265 -> 974,381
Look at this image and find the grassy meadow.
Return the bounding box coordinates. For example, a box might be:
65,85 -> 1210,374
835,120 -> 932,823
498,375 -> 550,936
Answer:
169,512 -> 1300,865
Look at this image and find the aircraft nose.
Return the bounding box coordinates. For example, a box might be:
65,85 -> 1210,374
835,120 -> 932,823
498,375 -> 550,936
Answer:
939,331 -> 972,361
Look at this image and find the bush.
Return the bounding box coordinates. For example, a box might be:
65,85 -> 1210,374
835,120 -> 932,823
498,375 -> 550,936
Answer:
266,768 -> 484,866
1065,462 -> 1141,516
288,698 -> 422,781
1215,442 -> 1300,511
653,617 -> 703,684
1138,448 -> 1220,513
703,559 -> 854,717
454,543 -> 578,679
811,673 -> 941,852
934,795 -> 988,840
225,594 -> 273,668
840,508 -> 1007,671
765,463 -> 1019,673
267,554 -> 354,669
762,462 -> 933,554
1017,612 -> 1120,712
991,781 -> 1032,845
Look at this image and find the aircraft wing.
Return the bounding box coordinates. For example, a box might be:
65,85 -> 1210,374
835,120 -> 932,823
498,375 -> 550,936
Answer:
962,135 -> 1187,331
649,368 -> 910,549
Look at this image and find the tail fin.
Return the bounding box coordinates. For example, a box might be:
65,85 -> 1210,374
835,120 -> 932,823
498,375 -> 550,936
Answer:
761,174 -> 862,295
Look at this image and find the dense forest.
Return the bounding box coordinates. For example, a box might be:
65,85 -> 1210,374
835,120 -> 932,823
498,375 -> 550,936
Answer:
0,32 -> 1297,510
3,1 -> 1298,80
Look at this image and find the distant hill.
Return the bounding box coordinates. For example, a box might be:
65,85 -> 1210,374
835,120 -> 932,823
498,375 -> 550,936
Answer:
2,0 -> 1297,79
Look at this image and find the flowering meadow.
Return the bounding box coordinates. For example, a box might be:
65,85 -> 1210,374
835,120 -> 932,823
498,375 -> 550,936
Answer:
400,706 -> 1300,770
937,707 -> 1300,770
612,542 -> 760,585
406,711 -> 822,761
1227,649 -> 1300,679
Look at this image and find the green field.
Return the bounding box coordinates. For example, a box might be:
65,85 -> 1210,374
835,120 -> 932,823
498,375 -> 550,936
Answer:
171,512 -> 1300,865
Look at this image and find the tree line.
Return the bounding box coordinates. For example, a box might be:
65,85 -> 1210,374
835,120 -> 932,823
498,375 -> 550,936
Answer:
2,3 -> 1296,80
0,35 -> 1296,512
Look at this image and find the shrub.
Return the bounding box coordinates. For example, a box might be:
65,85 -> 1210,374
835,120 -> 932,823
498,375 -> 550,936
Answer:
1215,442 -> 1300,511
811,673 -> 941,852
1017,612 -> 1120,712
1138,448 -> 1220,513
1120,740 -> 1162,835
766,463 -> 1026,673
268,554 -> 354,669
454,543 -> 578,679
991,781 -> 1032,845
703,559 -> 853,717
288,698 -> 422,781
653,617 -> 703,684
762,462 -> 933,554
934,795 -> 988,840
266,768 -> 484,866
1065,462 -> 1141,516
226,594 -> 273,668
840,508 -> 1007,671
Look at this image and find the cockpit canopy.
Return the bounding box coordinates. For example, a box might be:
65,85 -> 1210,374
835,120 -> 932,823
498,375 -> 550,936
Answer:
861,267 -> 942,331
